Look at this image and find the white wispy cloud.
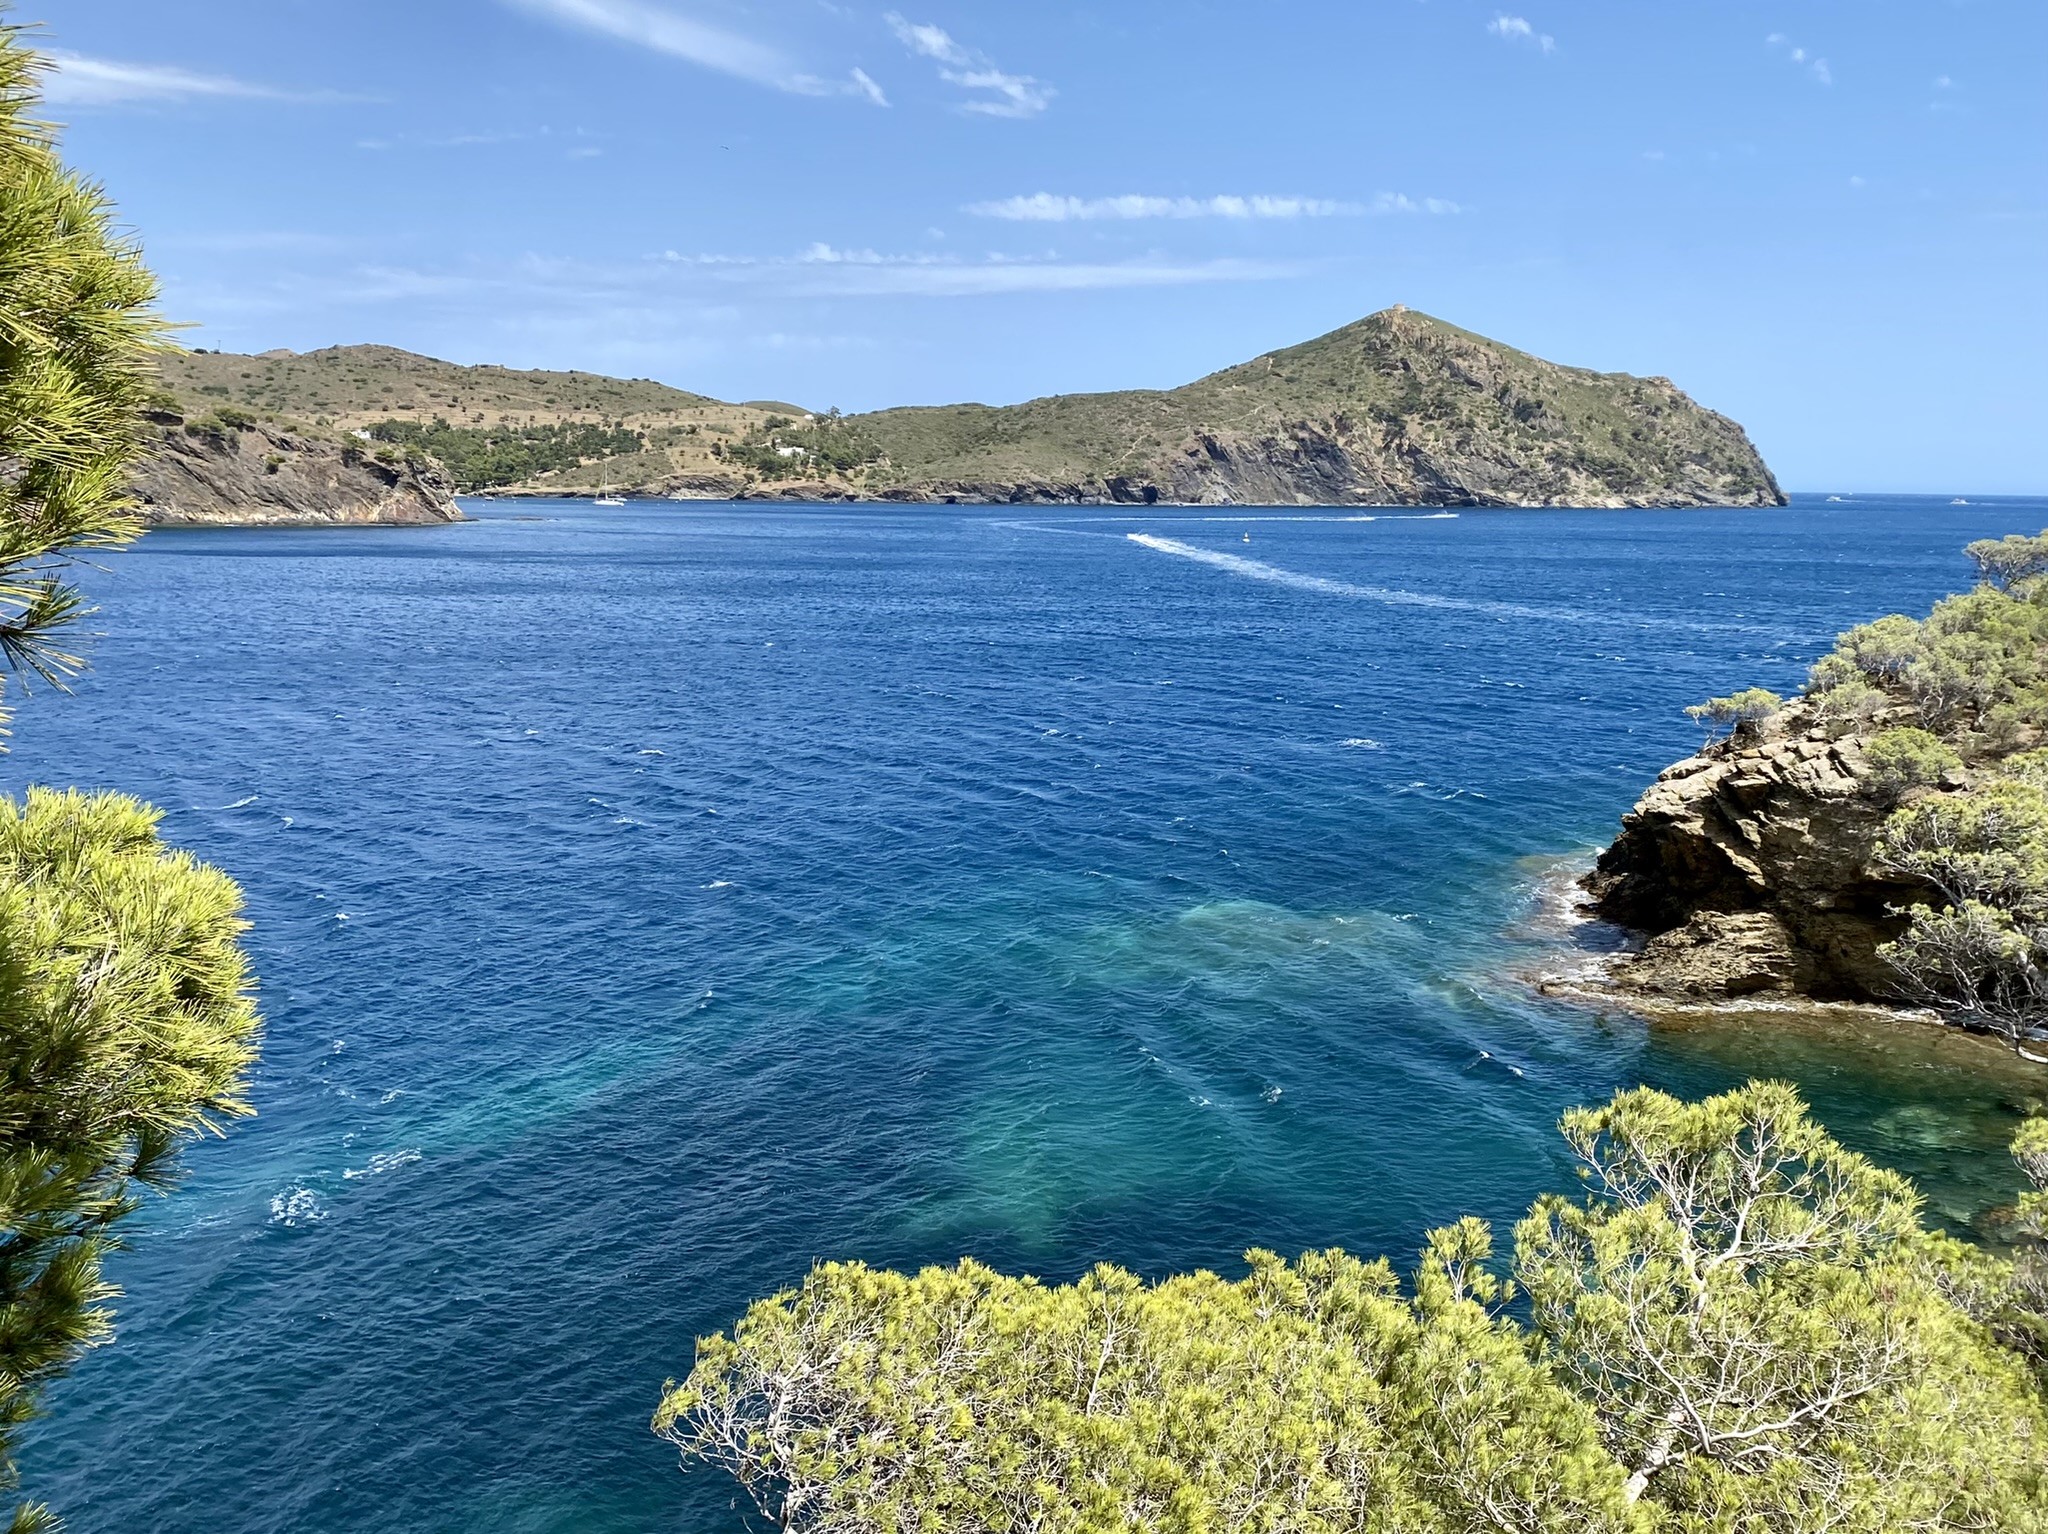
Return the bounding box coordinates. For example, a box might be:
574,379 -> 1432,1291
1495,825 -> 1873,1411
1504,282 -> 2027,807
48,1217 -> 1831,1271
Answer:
885,14 -> 1052,118
889,17 -> 969,66
42,50 -> 326,105
505,0 -> 884,102
659,243 -> 1298,296
150,229 -> 350,255
357,126 -> 603,152
190,244 -> 1304,320
1487,15 -> 1555,53
967,192 -> 1458,221
1765,33 -> 1832,86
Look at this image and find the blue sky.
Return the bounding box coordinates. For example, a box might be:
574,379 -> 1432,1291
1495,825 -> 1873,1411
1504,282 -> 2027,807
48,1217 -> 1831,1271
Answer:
29,1 -> 2048,492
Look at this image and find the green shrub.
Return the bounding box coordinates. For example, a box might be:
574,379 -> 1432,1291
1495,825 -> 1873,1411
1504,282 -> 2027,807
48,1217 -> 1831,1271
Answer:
0,789 -> 260,1517
1804,544 -> 2048,745
1864,727 -> 1962,799
1684,686 -> 1782,737
185,405 -> 258,437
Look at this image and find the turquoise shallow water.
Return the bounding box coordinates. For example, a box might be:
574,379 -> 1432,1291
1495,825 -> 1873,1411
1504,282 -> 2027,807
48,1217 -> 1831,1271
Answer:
10,494 -> 2048,1531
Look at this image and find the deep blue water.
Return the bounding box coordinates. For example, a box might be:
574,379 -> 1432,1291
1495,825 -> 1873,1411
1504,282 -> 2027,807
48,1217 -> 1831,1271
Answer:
11,494 -> 2048,1532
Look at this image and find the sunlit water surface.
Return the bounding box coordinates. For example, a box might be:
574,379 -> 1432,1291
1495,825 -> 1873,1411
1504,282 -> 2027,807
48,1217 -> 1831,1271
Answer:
13,495 -> 2048,1532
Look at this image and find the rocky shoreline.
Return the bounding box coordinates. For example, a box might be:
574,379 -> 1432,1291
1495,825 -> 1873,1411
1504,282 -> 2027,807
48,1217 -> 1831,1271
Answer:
131,413 -> 463,528
1578,702 -> 1919,1004
495,478 -> 1779,509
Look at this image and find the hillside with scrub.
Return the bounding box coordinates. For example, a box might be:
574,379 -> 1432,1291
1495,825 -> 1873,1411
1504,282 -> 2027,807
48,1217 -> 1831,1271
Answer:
150,309 -> 1785,509
852,306 -> 1785,508
153,345 -> 802,497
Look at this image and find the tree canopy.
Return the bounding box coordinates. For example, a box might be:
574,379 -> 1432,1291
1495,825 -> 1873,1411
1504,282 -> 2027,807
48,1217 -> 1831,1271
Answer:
0,27 -> 261,1530
1805,544 -> 2048,747
1683,688 -> 1783,740
1517,1083 -> 2045,1530
0,22 -> 164,727
0,790 -> 260,1522
658,1082 -> 2048,1533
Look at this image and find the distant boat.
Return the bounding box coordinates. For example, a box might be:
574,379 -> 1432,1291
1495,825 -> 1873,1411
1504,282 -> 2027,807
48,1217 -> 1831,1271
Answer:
594,471 -> 625,507
1952,497 -> 1970,506
1242,531 -> 1251,543
1825,495 -> 1846,502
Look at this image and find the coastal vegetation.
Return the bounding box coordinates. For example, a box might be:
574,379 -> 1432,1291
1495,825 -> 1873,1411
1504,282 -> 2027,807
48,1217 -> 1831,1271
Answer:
1683,687 -> 1782,740
364,415 -> 647,490
722,410 -> 884,480
1745,529 -> 2048,1049
153,344 -> 785,498
658,1082 -> 2048,1531
0,26 -> 260,1527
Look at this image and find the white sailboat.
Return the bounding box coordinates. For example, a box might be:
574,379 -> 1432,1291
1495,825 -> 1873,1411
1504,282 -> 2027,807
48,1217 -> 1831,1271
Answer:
594,468 -> 625,507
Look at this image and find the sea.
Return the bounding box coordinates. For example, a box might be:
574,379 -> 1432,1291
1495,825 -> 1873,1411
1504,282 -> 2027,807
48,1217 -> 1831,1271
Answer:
11,493 -> 2048,1532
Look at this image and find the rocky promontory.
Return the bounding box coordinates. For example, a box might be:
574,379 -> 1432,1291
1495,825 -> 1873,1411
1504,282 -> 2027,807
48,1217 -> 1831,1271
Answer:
131,412 -> 463,527
1568,532 -> 2048,1062
847,307 -> 1785,510
1582,703 -> 1937,1003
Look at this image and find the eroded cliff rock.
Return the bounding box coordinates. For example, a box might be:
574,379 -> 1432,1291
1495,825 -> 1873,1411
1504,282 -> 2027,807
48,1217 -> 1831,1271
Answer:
1583,703 -> 1939,1002
132,415 -> 463,527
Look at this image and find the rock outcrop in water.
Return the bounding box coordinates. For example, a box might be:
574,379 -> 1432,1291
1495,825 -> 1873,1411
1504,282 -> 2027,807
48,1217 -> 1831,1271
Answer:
131,413 -> 462,527
1582,702 -> 1939,1003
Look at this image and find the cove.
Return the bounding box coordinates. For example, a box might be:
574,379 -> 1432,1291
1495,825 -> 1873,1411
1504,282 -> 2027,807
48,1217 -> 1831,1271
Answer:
10,494 -> 2047,1533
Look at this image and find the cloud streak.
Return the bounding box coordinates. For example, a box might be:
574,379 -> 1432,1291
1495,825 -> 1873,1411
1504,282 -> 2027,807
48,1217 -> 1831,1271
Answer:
886,14 -> 1051,118
42,50 -> 330,105
661,243 -> 1303,296
967,192 -> 1459,222
356,126 -> 604,152
505,0 -> 884,101
176,243 -> 1307,326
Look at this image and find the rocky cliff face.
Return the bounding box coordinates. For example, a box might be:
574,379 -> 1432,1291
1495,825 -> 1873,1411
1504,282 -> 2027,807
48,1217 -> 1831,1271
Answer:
1584,703 -> 1942,1002
131,415 -> 463,527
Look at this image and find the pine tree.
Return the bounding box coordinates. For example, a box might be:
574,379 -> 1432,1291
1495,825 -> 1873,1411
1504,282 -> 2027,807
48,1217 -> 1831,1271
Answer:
0,24 -> 260,1530
0,19 -> 164,728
